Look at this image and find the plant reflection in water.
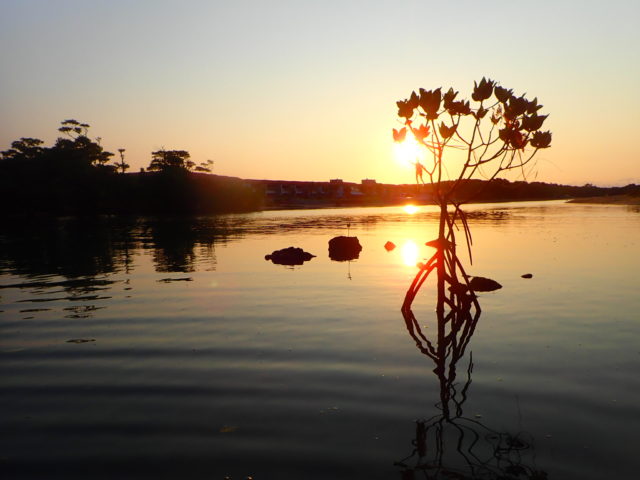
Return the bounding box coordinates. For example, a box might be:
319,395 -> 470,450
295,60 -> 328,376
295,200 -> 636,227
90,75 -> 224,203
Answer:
397,246 -> 547,479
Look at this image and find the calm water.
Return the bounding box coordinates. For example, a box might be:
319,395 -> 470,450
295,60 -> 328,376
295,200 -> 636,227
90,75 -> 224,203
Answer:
1,201 -> 639,479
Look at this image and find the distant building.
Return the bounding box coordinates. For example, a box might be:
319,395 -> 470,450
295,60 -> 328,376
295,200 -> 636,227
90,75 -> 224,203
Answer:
360,178 -> 379,197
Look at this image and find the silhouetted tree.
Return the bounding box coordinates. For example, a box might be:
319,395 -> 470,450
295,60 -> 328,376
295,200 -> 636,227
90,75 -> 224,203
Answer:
1,137 -> 45,161
147,149 -> 194,172
58,119 -> 90,138
50,119 -> 115,172
117,148 -> 130,174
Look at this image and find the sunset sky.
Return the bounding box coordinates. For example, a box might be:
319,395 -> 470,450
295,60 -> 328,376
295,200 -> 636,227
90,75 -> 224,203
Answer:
1,0 -> 638,186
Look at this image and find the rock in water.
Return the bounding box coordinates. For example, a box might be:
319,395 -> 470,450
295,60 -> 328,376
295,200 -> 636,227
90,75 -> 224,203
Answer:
521,273 -> 533,279
469,276 -> 502,292
328,236 -> 362,262
425,238 -> 454,250
265,247 -> 315,266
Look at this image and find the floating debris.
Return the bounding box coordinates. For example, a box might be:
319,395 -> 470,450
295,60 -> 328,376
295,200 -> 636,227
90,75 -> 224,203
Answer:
521,273 -> 533,279
66,338 -> 95,344
265,247 -> 315,266
384,241 -> 396,251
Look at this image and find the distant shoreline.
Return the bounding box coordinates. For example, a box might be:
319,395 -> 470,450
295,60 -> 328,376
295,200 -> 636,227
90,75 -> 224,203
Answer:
260,197 -> 567,211
567,194 -> 640,205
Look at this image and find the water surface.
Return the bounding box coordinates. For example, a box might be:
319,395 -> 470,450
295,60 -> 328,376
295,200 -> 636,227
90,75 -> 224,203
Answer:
1,201 -> 639,479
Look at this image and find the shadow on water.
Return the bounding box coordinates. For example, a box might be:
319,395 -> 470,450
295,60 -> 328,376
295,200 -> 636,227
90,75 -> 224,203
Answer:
396,247 -> 548,479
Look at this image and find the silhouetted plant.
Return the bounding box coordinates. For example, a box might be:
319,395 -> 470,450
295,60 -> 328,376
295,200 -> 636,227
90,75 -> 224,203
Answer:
58,119 -> 90,139
1,137 -> 45,162
1,120 -> 115,172
147,149 -> 194,172
116,148 -> 130,174
394,78 -> 552,310
51,119 -> 115,171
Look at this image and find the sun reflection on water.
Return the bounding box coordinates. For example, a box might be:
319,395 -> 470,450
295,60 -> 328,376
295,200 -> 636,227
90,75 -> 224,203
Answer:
401,240 -> 419,267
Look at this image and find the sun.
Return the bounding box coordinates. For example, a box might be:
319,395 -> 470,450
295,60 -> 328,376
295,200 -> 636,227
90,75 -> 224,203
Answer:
403,204 -> 419,215
393,134 -> 422,167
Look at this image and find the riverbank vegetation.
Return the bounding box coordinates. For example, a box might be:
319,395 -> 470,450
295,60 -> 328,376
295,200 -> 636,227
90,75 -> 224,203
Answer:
0,120 -> 261,216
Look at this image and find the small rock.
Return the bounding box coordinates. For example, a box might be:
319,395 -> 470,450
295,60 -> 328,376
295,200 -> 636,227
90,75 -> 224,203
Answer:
469,276 -> 502,292
329,236 -> 362,262
265,247 -> 315,266
521,273 -> 533,279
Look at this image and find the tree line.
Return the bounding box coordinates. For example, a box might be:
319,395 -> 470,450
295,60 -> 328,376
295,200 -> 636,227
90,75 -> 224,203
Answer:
1,119 -> 214,175
0,120 -> 260,216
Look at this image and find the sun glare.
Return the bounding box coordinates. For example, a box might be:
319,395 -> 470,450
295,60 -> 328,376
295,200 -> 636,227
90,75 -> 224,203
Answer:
403,204 -> 419,215
401,240 -> 419,267
393,134 -> 422,167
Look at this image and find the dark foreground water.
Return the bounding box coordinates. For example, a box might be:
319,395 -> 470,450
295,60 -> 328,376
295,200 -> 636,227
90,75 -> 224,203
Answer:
1,201 -> 639,479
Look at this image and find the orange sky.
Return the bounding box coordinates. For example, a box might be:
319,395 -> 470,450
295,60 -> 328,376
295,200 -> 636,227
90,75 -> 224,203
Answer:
1,1 -> 638,186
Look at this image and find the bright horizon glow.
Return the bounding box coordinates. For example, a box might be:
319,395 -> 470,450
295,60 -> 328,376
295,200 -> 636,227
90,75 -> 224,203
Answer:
1,1 -> 639,186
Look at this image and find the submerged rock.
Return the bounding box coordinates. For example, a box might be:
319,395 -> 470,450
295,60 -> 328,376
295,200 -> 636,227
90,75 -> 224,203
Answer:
329,236 -> 362,262
265,247 -> 315,266
469,276 -> 502,292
